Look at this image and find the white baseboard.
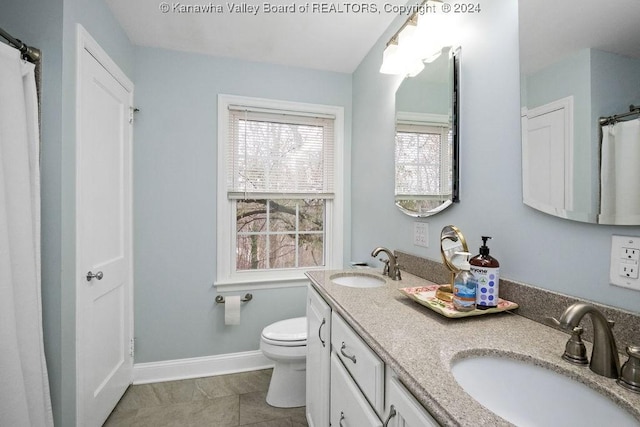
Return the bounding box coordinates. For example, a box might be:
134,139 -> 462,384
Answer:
133,350 -> 274,385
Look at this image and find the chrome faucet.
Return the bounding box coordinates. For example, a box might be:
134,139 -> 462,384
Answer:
371,247 -> 401,280
557,302 -> 620,378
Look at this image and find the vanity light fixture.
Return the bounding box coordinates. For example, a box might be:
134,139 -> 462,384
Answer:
396,16 -> 426,77
379,38 -> 403,74
380,0 -> 446,76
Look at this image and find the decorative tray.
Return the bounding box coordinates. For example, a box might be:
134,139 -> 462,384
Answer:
399,285 -> 518,318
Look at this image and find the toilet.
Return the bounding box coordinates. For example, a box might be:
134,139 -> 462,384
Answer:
259,316 -> 307,408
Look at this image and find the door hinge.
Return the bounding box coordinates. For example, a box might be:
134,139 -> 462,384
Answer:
129,338 -> 135,358
129,107 -> 139,124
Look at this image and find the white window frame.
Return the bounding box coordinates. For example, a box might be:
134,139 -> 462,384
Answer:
216,94 -> 344,290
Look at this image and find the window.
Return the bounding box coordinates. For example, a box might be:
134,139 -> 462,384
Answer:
395,113 -> 451,214
236,199 -> 325,270
217,95 -> 344,288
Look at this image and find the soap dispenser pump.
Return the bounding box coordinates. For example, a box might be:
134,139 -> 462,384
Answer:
470,236 -> 500,310
452,252 -> 477,312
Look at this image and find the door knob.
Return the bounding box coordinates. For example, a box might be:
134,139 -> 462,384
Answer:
86,271 -> 104,281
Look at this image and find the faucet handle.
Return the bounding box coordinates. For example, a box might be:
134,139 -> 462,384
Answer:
380,258 -> 390,276
392,264 -> 402,281
562,326 -> 589,365
545,317 -> 588,364
618,345 -> 640,394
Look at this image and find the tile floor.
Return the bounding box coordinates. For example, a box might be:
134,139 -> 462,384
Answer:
103,369 -> 308,426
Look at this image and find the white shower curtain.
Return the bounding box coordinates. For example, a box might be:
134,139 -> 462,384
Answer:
0,43 -> 53,426
599,119 -> 640,225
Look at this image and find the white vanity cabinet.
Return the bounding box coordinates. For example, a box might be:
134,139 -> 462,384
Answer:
306,285 -> 331,427
306,284 -> 439,427
383,371 -> 440,427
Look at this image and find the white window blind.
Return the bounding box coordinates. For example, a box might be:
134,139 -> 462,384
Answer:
395,122 -> 452,199
227,105 -> 335,199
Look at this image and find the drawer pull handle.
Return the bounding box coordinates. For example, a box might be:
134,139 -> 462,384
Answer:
319,318 -> 326,348
339,411 -> 345,427
383,405 -> 397,427
340,342 -> 357,364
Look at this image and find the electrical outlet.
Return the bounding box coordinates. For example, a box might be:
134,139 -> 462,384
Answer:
619,260 -> 639,279
622,247 -> 640,262
414,222 -> 429,248
610,235 -> 640,290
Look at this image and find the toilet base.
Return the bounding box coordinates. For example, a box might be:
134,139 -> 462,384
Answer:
266,361 -> 306,408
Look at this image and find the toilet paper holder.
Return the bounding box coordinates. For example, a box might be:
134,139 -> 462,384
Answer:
215,293 -> 253,304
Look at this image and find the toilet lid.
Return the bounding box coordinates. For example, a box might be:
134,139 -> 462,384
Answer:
262,316 -> 307,343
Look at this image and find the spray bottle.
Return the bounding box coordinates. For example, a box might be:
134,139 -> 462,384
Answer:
452,252 -> 477,312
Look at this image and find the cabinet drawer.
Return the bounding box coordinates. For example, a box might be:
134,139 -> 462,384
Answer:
331,312 -> 384,414
330,353 -> 382,427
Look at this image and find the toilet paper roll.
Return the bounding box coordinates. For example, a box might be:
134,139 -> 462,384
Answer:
225,295 -> 241,325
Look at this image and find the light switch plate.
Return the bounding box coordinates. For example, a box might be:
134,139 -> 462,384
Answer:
610,235 -> 640,291
414,222 -> 429,248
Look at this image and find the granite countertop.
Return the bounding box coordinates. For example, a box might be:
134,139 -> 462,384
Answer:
306,269 -> 640,426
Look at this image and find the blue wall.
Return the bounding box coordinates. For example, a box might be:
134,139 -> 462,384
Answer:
396,53 -> 451,116
352,0 -> 640,312
132,47 -> 353,362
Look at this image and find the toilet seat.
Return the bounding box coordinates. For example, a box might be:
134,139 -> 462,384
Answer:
261,316 -> 307,347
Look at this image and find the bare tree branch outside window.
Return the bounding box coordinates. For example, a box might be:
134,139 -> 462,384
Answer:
236,199 -> 325,270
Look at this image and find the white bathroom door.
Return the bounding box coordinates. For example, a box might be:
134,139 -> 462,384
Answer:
522,97 -> 573,216
75,27 -> 134,427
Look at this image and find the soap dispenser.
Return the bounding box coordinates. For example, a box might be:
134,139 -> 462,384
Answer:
470,236 -> 500,310
452,252 -> 477,312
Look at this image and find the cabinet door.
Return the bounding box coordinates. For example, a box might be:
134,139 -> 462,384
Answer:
384,375 -> 439,427
331,353 -> 383,427
306,285 -> 331,427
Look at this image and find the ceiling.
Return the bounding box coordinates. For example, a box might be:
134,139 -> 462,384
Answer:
519,0 -> 640,74
105,0 -> 407,73
106,0 -> 640,75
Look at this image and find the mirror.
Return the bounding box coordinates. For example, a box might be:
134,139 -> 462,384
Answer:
394,46 -> 460,217
436,224 -> 468,302
519,0 -> 640,224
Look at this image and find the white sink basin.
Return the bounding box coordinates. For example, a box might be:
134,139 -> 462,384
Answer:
452,355 -> 639,427
330,273 -> 385,288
